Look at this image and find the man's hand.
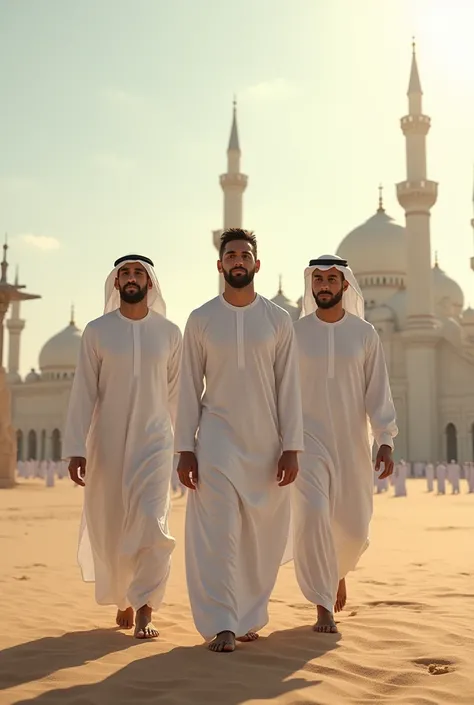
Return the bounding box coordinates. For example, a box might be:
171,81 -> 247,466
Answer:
277,450 -> 299,487
375,445 -> 394,479
177,451 -> 198,490
69,457 -> 86,487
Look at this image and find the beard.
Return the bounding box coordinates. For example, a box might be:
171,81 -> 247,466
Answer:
119,283 -> 148,304
313,285 -> 344,309
223,266 -> 256,289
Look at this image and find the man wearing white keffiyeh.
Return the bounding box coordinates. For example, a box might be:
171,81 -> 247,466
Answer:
63,255 -> 182,639
293,255 -> 398,634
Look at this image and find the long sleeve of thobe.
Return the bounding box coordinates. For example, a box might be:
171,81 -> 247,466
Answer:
63,325 -> 100,458
167,327 -> 183,431
174,315 -> 205,452
275,317 -> 304,452
364,333 -> 398,449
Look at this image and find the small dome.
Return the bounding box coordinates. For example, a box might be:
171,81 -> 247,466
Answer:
6,371 -> 22,385
39,314 -> 82,372
462,307 -> 474,324
432,261 -> 464,317
366,304 -> 395,324
337,202 -> 406,279
271,277 -> 301,322
25,368 -> 40,383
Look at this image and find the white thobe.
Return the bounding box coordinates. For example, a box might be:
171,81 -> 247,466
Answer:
174,295 -> 304,640
425,463 -> 434,492
45,462 -> 55,488
436,464 -> 446,494
63,309 -> 182,611
448,463 -> 460,494
469,465 -> 474,493
393,463 -> 407,497
293,312 -> 397,613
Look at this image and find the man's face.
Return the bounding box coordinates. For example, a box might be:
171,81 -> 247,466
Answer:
218,240 -> 260,289
312,267 -> 348,309
115,262 -> 150,304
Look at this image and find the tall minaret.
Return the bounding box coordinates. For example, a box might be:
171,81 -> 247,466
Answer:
213,99 -> 248,291
396,41 -> 439,463
7,266 -> 25,380
470,167 -> 474,273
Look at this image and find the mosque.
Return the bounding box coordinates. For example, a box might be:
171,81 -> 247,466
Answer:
7,45 -> 474,465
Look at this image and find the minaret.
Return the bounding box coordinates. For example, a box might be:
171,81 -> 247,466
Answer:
396,41 -> 439,463
213,99 -> 248,291
6,266 -> 25,380
396,40 -> 437,328
470,167 -> 474,273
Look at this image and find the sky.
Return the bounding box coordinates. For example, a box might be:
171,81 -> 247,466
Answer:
2,0 -> 474,375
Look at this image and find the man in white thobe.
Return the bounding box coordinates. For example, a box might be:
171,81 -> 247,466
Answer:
425,462 -> 435,492
436,462 -> 447,494
293,255 -> 397,634
175,228 -> 304,653
448,460 -> 460,494
63,254 -> 182,639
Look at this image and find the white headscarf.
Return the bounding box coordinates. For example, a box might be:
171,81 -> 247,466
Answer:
302,254 -> 364,319
104,255 -> 166,317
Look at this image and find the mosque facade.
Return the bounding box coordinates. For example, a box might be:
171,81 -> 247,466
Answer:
7,45 -> 474,465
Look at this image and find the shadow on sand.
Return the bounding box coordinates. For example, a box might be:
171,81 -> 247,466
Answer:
5,626 -> 340,704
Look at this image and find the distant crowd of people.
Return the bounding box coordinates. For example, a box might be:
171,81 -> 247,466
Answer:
374,459 -> 474,496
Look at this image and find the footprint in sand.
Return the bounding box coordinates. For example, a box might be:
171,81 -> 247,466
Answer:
288,603 -> 313,611
413,657 -> 455,675
13,575 -> 30,581
366,600 -> 425,612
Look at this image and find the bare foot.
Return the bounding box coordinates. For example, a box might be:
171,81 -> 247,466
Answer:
335,577 -> 347,613
134,605 -> 159,639
236,631 -> 259,643
116,606 -> 134,629
208,630 -> 236,652
314,606 -> 338,633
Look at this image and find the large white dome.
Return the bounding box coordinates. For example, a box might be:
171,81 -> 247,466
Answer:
39,318 -> 82,372
337,206 -> 406,283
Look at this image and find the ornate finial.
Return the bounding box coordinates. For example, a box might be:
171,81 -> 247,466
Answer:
70,303 -> 75,326
412,36 -> 416,55
377,183 -> 385,213
14,265 -> 19,286
233,94 -> 237,112
278,274 -> 283,295
434,250 -> 439,268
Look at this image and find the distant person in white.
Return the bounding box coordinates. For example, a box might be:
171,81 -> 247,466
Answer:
448,460 -> 460,494
393,460 -> 407,497
175,229 -> 304,653
436,462 -> 447,494
63,255 -> 182,639
425,462 -> 435,492
293,255 -> 397,634
468,462 -> 474,493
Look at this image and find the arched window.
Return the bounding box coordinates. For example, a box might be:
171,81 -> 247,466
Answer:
52,429 -> 62,462
446,423 -> 458,462
16,430 -> 23,461
27,430 -> 37,460
40,430 -> 46,461
382,277 -> 386,284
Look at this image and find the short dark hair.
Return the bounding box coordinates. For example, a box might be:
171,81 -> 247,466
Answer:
219,228 -> 257,260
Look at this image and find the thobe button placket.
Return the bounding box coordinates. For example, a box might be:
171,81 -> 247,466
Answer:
236,311 -> 245,370
327,327 -> 335,379
132,325 -> 141,377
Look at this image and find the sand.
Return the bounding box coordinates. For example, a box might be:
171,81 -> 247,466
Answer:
1,479 -> 473,705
